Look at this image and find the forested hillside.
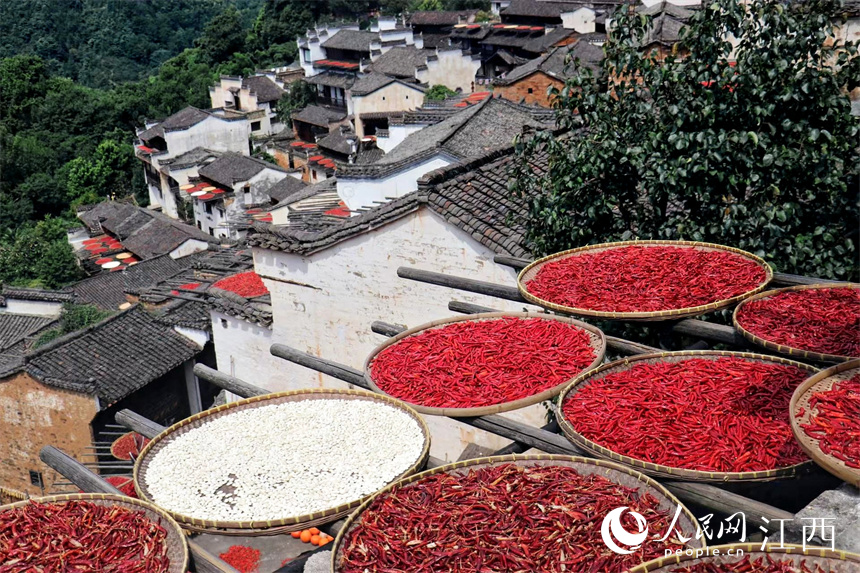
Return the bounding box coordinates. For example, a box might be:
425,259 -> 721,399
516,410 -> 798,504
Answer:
0,0 -> 488,288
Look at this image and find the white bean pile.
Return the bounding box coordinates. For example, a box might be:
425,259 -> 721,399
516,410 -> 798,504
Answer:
142,398 -> 425,522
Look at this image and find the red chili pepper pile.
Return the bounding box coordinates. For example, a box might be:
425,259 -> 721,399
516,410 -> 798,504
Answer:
218,545 -> 261,573
562,357 -> 810,473
111,432 -> 150,460
369,317 -> 597,409
104,476 -> 139,498
524,246 -> 767,312
671,555 -> 828,572
0,500 -> 169,572
736,287 -> 860,357
800,374 -> 860,468
340,463 -> 689,573
212,271 -> 269,298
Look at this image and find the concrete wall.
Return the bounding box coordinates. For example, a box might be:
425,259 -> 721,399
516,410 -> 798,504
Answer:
253,207 -> 545,461
210,312 -> 288,392
0,373 -> 98,495
494,71 -> 564,107
350,83 -> 426,138
336,154 -> 455,211
0,299 -> 63,318
417,50 -> 481,93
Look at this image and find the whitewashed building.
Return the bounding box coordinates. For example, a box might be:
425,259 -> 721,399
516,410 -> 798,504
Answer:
209,74 -> 287,139
244,148 -> 547,460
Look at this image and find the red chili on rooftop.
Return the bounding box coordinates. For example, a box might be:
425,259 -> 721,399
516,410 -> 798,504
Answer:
212,271 -> 269,298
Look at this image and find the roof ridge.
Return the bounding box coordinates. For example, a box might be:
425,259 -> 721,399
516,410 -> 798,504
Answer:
417,144 -> 516,188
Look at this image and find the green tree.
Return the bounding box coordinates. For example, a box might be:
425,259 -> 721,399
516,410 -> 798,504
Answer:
34,303 -> 114,347
0,216 -> 83,288
66,139 -> 136,207
196,6 -> 247,65
415,0 -> 444,10
511,0 -> 860,281
276,80 -> 317,121
425,84 -> 457,100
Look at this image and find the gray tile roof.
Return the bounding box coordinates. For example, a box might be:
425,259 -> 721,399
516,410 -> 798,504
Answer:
409,10 -> 478,26
321,29 -> 377,52
637,1 -> 695,20
71,253 -> 201,310
521,26 -> 575,54
158,147 -> 221,170
349,73 -> 418,96
644,14 -> 686,46
138,107 -> 211,141
292,105 -> 347,127
317,129 -> 358,155
263,176 -> 308,203
243,75 -> 285,103
77,202 -> 217,260
208,290 -> 273,328
0,286 -> 74,304
495,42 -> 604,85
154,299 -> 212,330
305,71 -> 357,90
367,47 -> 436,79
24,306 -> 201,404
198,153 -> 287,189
0,314 -> 56,351
270,178 -> 337,209
500,0 -> 570,18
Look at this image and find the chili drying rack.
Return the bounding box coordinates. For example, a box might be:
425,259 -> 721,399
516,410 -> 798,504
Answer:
36,254 -> 854,573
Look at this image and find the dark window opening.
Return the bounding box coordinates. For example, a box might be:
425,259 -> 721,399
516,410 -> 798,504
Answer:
29,470 -> 43,488
527,88 -> 534,94
209,228 -> 214,236
221,319 -> 229,328
205,203 -> 213,215
251,121 -> 261,131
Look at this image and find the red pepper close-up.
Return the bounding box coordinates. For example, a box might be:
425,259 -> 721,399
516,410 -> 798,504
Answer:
800,373 -> 860,469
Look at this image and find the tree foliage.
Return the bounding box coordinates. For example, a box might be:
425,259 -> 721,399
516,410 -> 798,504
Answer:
0,217 -> 83,288
511,0 -> 860,281
34,303 -> 114,348
277,80 -> 318,120
425,84 -> 458,100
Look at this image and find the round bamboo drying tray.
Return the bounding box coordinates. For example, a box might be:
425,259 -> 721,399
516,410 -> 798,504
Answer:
331,454 -> 704,573
557,351 -> 819,482
0,492 -> 189,573
733,283 -> 860,363
629,543 -> 860,572
790,359 -> 860,487
363,311 -> 607,416
134,388 -> 431,536
518,240 -> 773,321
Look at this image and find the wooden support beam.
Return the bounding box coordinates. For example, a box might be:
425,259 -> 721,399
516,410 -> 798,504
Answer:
115,409 -> 167,440
264,343 -> 794,529
192,364 -> 268,398
371,321 -> 407,337
40,448 -> 240,573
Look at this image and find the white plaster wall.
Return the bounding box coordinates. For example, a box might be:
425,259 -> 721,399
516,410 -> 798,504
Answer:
562,8 -> 596,34
377,123 -> 425,153
0,300 -> 63,318
337,154 -> 454,211
253,207 -> 545,461
419,50 -> 481,93
174,326 -> 210,347
210,312 -> 291,392
350,83 -> 425,138
210,78 -> 243,108
170,239 -> 210,259
492,0 -> 511,15
247,169 -> 289,204
269,204 -> 290,225
156,172 -> 180,219
163,116 -> 250,159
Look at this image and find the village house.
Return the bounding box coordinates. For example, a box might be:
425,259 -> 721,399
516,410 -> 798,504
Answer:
494,41 -> 604,106
335,96 -> 554,211
209,74 -> 287,140
244,146 -> 550,460
408,10 -> 479,48
136,107 -> 250,218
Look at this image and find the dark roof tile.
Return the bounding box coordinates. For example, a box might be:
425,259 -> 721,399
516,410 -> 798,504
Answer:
321,29 -> 377,52
198,153 -> 287,189
242,75 -> 285,103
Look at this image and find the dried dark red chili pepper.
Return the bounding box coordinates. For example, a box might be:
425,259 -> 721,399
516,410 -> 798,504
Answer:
524,245 -> 766,312
800,373 -> 860,469
104,476 -> 138,498
0,500 -> 169,572
212,272 -> 268,298
736,287 -> 860,357
562,357 -> 809,473
219,545 -> 261,573
340,463 -> 689,573
111,432 -> 150,461
369,317 -> 596,409
671,554 -> 828,572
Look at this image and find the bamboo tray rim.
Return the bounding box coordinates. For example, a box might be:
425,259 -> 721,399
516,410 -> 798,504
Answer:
789,359 -> 860,487
628,543 -> 860,572
733,283 -> 860,364
557,350 -> 819,482
0,492 -> 189,573
134,388 -> 431,531
517,240 -> 773,321
331,453 -> 704,573
363,311 -> 607,417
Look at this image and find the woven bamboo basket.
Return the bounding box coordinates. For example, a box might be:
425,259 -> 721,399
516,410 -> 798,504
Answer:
790,359 -> 860,487
733,283 -> 860,364
134,388 -> 430,536
363,311 -> 607,416
0,492 -> 189,573
557,350 -> 819,482
628,543 -> 860,572
518,240 -> 772,321
331,454 -> 704,573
